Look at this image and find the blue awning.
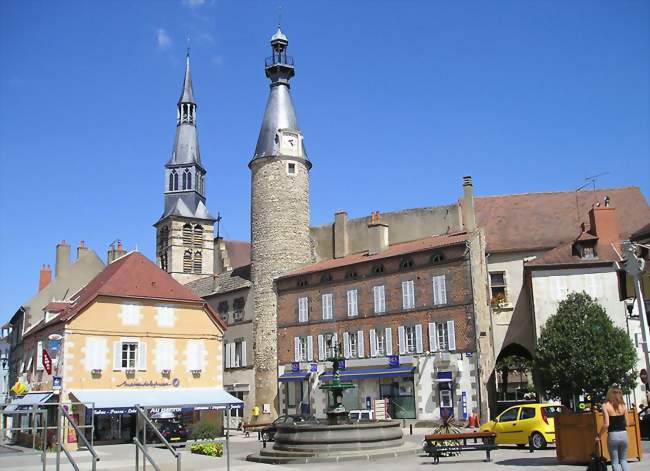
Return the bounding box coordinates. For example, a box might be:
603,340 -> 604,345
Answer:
3,392 -> 54,413
278,371 -> 310,382
320,366 -> 415,382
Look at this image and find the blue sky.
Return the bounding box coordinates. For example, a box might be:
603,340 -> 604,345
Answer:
1,1 -> 648,323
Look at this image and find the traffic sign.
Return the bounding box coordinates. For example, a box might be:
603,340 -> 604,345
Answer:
52,376 -> 62,392
42,349 -> 52,375
641,368 -> 648,384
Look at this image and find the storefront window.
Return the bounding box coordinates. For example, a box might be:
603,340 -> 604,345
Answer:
379,378 -> 416,419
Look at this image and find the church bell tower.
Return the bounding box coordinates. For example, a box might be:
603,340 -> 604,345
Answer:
249,27 -> 314,417
154,53 -> 215,284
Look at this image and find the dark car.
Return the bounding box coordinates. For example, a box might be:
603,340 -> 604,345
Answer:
640,407 -> 650,440
260,415 -> 313,441
147,420 -> 188,446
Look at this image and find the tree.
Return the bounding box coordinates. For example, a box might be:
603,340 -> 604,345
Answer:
496,354 -> 532,399
533,292 -> 637,407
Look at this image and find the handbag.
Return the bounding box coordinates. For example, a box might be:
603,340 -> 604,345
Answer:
586,438 -> 607,471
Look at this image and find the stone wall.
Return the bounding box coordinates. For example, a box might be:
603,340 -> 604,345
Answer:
250,156 -> 313,418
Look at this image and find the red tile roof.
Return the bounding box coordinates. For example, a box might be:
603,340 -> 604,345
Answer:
44,301 -> 71,312
472,187 -> 650,252
526,240 -> 620,267
53,252 -> 226,330
280,232 -> 469,278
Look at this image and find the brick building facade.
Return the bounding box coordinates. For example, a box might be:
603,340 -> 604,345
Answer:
275,230 -> 484,421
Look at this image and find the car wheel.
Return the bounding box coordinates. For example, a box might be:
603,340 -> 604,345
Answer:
530,432 -> 547,450
261,431 -> 272,442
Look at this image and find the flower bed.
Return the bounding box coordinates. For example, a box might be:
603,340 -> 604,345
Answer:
190,442 -> 223,457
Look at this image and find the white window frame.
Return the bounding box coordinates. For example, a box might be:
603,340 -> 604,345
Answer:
436,323 -> 448,351
298,297 -> 309,323
121,341 -> 138,369
373,285 -> 386,314
322,293 -> 333,320
376,329 -> 386,356
402,280 -> 415,309
348,332 -> 358,358
404,325 -> 416,354
347,289 -> 358,317
433,275 -> 447,306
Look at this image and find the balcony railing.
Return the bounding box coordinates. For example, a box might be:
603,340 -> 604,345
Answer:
265,53 -> 294,67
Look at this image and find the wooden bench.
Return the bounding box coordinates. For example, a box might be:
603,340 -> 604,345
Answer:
242,422 -> 272,439
423,431 -> 497,464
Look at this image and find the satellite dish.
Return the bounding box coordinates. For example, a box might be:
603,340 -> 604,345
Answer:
48,334 -> 63,341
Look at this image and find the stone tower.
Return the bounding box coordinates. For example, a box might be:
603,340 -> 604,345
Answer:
250,27 -> 313,416
155,53 -> 215,285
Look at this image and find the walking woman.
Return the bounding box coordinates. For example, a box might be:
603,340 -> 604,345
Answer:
597,385 -> 630,471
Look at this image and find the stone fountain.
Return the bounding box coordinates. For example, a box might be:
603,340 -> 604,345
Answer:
247,346 -> 420,464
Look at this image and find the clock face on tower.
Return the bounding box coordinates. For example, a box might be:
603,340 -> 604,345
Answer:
279,131 -> 300,157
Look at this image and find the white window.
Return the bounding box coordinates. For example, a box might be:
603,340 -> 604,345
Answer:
432,275 -> 447,305
402,280 -> 415,309
84,337 -> 107,371
155,338 -> 175,371
349,332 -> 358,358
298,297 -> 309,323
440,389 -> 453,408
404,326 -> 416,354
347,289 -> 358,317
436,321 -> 456,351
287,162 -> 296,175
322,293 -> 333,320
226,340 -> 247,368
325,333 -> 337,357
186,340 -> 205,372
436,323 -> 448,351
489,272 -> 507,306
155,305 -> 176,327
371,328 -> 387,357
294,337 -> 308,362
373,285 -> 386,314
119,303 -> 142,326
121,342 -> 138,369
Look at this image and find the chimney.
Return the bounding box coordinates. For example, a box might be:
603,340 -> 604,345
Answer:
107,240 -> 128,264
55,240 -> 71,277
38,264 -> 52,291
334,210 -> 349,259
213,237 -> 232,274
588,197 -> 620,248
462,176 -> 476,231
368,212 -> 389,255
76,240 -> 88,259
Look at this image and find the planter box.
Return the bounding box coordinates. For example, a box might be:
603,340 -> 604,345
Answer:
556,410 -> 642,463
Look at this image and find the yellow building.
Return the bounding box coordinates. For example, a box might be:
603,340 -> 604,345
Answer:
42,251 -> 240,443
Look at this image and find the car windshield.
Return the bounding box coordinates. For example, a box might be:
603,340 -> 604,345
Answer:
273,417 -> 286,425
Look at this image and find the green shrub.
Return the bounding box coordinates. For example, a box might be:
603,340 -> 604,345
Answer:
190,420 -> 220,440
190,442 -> 223,457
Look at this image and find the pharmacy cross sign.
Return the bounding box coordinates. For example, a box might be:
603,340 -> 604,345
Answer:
42,349 -> 52,375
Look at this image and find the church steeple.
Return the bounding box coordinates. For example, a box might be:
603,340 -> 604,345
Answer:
155,52 -> 215,284
252,26 -> 307,161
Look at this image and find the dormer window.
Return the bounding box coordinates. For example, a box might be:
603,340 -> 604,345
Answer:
576,243 -> 597,260
400,258 -> 414,269
372,264 -> 385,274
320,273 -> 333,283
345,270 -> 358,280
431,252 -> 445,264
297,279 -> 309,288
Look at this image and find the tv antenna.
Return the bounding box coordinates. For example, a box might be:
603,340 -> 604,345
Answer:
574,172 -> 610,227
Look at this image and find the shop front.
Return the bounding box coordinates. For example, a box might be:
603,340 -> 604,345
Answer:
278,369 -> 311,416
319,365 -> 416,419
71,387 -> 243,444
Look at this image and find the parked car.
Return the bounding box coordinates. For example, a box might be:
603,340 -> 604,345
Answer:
349,410 -> 374,421
147,419 -> 188,446
639,406 -> 650,440
260,415 -> 313,441
480,404 -> 566,449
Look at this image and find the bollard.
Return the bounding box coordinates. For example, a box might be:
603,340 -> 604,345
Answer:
528,435 -> 534,453
409,424 -> 413,435
263,439 -> 267,449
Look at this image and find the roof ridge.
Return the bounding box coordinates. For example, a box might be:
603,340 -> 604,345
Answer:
476,186 -> 640,199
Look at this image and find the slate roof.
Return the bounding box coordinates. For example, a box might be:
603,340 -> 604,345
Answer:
631,222 -> 650,242
473,187 -> 650,252
280,232 -> 469,279
185,264 -> 252,298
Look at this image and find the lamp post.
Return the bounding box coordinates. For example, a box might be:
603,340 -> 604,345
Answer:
621,241 -> 650,388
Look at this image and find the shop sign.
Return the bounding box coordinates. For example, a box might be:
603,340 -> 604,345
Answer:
338,360 -> 345,370
291,362 -> 300,372
48,339 -> 61,356
310,363 -> 318,372
117,378 -> 180,388
465,352 -> 473,358
52,376 -> 62,392
42,349 -> 53,375
388,355 -> 399,368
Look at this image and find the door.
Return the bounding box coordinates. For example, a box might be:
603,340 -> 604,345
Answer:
493,406 -> 521,445
516,406 -> 538,444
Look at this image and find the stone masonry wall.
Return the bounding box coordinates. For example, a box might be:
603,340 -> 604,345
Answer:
250,156 -> 313,418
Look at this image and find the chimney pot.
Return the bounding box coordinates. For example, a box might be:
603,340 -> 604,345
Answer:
39,264 -> 52,291
462,176 -> 476,231
368,213 -> 389,255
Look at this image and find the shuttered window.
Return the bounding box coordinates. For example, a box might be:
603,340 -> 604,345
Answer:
182,224 -> 192,246
432,275 -> 447,305
193,225 -> 203,246
298,297 -> 309,323
183,250 -> 192,273
373,285 -> 386,314
322,293 -> 333,320
402,280 -> 415,309
193,251 -> 202,274
347,289 -> 358,317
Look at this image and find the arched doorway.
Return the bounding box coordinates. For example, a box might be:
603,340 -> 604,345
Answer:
495,343 -> 534,415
